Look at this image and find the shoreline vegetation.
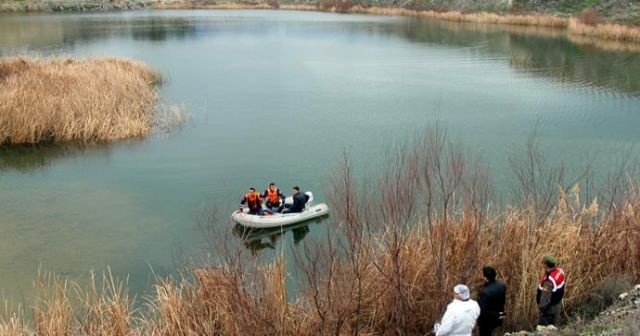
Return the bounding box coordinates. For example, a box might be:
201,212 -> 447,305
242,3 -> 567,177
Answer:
1,129 -> 639,335
0,57 -> 166,146
156,1 -> 640,43
1,1 -> 640,45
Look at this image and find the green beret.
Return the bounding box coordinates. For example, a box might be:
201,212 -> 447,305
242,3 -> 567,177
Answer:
543,255 -> 557,267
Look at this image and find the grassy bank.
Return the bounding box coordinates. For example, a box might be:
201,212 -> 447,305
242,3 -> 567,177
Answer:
1,129 -> 639,335
0,57 -> 163,146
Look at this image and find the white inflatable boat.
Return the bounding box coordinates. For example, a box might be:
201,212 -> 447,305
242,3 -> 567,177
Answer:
231,192 -> 330,228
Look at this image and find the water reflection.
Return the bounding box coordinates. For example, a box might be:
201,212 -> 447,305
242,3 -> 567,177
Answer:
0,15 -> 198,51
233,221 -> 315,254
2,11 -> 639,95
389,19 -> 640,94
0,143 -> 110,172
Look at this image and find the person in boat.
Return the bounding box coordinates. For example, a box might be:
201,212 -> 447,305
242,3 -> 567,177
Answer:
262,182 -> 286,213
239,187 -> 264,215
282,186 -> 308,214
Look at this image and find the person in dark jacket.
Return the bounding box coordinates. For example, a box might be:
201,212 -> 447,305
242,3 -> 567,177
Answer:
282,186 -> 307,214
477,266 -> 507,336
536,255 -> 566,327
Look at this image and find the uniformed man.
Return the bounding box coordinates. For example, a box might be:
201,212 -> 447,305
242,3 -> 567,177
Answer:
536,255 -> 566,326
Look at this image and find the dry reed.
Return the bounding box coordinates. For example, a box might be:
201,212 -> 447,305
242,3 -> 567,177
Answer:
0,57 -> 163,146
568,18 -> 640,43
0,130 -> 639,335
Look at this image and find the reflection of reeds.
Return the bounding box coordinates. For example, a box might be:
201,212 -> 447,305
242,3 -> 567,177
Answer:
568,33 -> 640,53
0,57 -> 163,146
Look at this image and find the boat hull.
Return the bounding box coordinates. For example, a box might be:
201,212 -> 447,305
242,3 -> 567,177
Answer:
231,203 -> 329,228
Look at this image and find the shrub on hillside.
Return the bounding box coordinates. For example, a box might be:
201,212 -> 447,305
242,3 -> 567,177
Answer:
579,8 -> 602,26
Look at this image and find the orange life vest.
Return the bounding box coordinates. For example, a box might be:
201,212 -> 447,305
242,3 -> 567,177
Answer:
266,188 -> 281,204
244,192 -> 262,208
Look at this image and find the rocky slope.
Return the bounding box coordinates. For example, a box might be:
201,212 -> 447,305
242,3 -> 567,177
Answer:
506,284 -> 640,336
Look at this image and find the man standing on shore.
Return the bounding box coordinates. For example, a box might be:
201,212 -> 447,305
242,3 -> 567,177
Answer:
478,266 -> 506,336
536,255 -> 566,327
434,284 -> 480,336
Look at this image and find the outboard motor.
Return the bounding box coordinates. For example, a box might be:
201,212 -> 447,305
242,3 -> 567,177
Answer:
304,192 -> 314,206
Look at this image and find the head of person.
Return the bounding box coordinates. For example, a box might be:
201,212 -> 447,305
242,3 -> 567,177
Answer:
269,182 -> 276,191
542,254 -> 557,271
248,187 -> 256,193
482,266 -> 497,282
292,186 -> 300,194
453,284 -> 470,301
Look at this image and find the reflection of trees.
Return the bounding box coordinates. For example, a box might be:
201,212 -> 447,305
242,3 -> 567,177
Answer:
389,18 -> 640,94
0,143 -> 110,172
0,16 -> 198,50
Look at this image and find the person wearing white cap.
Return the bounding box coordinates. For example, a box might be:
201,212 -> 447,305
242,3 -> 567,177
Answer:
434,284 -> 481,336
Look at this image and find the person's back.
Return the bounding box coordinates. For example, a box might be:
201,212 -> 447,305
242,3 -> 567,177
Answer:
291,191 -> 307,212
436,284 -> 481,336
478,280 -> 506,335
436,299 -> 480,336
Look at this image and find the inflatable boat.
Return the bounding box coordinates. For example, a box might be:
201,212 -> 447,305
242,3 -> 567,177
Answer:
231,192 -> 329,228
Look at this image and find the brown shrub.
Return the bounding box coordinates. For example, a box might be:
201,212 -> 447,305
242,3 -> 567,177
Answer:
317,0 -> 353,13
1,129 -> 639,334
579,8 -> 602,26
267,0 -> 279,9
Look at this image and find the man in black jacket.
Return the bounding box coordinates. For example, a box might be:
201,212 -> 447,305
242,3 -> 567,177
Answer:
282,186 -> 307,214
478,266 -> 506,336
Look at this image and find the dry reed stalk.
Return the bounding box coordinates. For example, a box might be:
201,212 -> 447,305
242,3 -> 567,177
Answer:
0,57 -> 163,146
569,18 -> 640,43
77,270 -> 135,336
32,271 -> 74,336
1,131 -> 639,334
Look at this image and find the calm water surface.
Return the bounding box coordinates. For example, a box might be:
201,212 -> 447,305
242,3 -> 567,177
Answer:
1,10 -> 639,301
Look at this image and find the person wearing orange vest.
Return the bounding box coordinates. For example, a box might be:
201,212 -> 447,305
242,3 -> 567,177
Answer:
239,187 -> 264,215
536,255 -> 566,327
262,182 -> 285,213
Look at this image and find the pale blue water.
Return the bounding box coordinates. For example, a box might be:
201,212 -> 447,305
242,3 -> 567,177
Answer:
1,10 -> 639,301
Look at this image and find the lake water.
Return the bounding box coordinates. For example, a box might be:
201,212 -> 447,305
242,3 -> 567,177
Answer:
1,10 -> 639,302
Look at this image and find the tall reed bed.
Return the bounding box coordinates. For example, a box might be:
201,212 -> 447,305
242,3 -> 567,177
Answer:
0,57 -> 163,146
568,18 -> 640,43
1,128 -> 638,335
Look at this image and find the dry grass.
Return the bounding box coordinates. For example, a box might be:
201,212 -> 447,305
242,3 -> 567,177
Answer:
356,7 -> 569,28
0,57 -> 163,146
2,128 -> 638,335
568,18 -> 640,43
